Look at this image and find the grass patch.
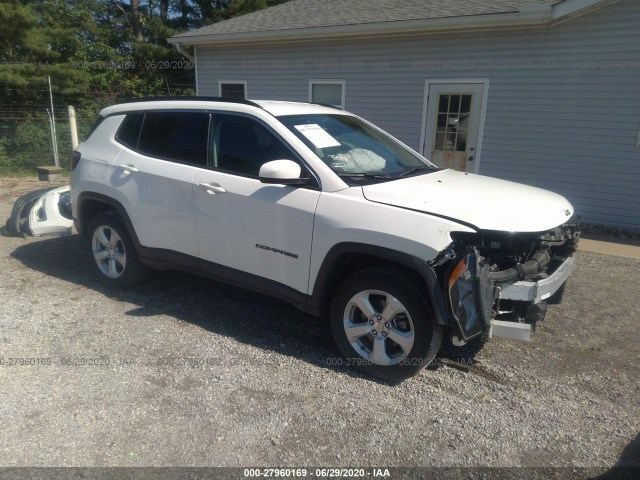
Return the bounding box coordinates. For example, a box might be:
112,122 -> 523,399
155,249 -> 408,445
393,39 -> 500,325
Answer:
0,168 -> 70,179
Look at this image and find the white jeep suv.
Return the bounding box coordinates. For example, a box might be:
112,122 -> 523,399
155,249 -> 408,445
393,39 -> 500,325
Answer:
71,97 -> 580,381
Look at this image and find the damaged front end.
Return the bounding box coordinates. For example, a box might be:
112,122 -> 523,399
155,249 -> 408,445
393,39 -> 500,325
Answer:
433,217 -> 581,344
1,185 -> 73,238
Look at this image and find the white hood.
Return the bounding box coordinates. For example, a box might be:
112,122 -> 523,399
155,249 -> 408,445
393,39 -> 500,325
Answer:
362,169 -> 574,232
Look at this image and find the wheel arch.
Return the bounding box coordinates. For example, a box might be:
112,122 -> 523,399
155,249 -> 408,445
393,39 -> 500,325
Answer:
75,192 -> 140,247
309,243 -> 451,328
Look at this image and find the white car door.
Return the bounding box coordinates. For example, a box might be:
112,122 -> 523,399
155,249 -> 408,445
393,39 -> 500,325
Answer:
109,111 -> 209,258
193,113 -> 320,294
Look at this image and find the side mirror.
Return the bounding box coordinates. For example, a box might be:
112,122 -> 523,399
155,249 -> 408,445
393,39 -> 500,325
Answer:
259,160 -> 308,185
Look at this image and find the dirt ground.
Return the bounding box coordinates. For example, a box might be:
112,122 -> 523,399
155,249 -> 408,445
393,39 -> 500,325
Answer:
0,177 -> 638,477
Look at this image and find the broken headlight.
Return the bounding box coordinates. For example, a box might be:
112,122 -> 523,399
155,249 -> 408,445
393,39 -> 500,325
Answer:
447,251 -> 483,340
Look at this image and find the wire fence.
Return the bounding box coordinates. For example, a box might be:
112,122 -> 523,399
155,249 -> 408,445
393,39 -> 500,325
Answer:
0,108 -> 95,175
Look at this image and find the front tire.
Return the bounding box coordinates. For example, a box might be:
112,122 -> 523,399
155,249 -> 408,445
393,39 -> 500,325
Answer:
86,213 -> 148,288
330,267 -> 443,381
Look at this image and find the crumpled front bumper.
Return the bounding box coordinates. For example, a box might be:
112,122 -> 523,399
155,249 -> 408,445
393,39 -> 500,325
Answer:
497,254 -> 575,303
446,248 -> 576,344
489,254 -> 575,341
1,185 -> 73,238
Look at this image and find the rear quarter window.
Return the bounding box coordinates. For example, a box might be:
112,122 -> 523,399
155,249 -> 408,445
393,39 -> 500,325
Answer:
115,113 -> 143,149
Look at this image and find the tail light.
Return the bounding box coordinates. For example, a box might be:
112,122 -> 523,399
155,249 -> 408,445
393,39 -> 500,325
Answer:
71,151 -> 81,171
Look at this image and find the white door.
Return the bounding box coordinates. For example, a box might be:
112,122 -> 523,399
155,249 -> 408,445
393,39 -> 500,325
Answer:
193,113 -> 320,294
423,83 -> 486,173
112,149 -> 199,257
109,111 -> 209,258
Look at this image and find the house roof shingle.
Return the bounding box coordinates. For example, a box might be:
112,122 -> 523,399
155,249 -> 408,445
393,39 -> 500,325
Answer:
172,0 -> 561,41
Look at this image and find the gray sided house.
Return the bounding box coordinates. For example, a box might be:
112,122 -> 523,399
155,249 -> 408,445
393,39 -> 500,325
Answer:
170,0 -> 640,228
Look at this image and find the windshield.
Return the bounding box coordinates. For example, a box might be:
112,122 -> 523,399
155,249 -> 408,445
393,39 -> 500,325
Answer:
278,114 -> 438,183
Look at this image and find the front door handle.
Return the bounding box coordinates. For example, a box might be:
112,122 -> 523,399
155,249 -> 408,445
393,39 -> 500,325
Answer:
198,183 -> 226,195
117,164 -> 139,174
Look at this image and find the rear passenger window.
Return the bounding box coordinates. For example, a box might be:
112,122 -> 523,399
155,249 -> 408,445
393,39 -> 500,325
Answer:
137,112 -> 209,166
116,112 -> 209,165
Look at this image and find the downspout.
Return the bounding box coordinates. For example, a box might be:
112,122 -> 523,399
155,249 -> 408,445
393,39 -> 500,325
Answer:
174,42 -> 195,62
174,42 -> 199,95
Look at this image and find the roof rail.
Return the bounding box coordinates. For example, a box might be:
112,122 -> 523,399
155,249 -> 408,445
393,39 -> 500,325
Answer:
115,96 -> 264,109
311,102 -> 342,111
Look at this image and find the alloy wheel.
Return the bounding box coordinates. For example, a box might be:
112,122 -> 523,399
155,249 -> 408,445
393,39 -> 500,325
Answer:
91,225 -> 127,279
343,289 -> 415,365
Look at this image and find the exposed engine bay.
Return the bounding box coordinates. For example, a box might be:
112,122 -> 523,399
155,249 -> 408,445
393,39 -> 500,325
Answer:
434,217 -> 581,343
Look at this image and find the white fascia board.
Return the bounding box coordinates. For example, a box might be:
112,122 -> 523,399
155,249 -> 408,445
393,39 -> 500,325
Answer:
168,10 -> 554,46
552,0 -> 620,21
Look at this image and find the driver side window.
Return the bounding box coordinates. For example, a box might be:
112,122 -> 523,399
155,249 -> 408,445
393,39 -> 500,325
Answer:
211,114 -> 295,177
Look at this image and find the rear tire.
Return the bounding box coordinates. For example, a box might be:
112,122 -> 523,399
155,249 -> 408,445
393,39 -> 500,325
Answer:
86,213 -> 148,288
329,267 -> 443,381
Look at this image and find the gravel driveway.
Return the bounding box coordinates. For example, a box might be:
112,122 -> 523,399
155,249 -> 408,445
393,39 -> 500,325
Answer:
0,178 -> 638,476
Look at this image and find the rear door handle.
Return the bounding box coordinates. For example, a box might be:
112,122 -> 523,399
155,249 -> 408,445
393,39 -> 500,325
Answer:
117,164 -> 139,174
198,183 -> 226,195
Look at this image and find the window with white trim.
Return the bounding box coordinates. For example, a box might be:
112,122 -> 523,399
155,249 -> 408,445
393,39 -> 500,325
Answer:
219,81 -> 247,99
309,80 -> 345,109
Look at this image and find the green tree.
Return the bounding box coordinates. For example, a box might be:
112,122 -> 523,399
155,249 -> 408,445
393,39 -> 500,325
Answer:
0,0 -> 290,113
0,0 -> 124,112
0,0 -> 295,172
222,0 -> 287,20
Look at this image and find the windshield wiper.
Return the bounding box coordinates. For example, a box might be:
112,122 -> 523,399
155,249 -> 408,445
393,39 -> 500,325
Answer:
396,165 -> 436,178
336,173 -> 395,179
